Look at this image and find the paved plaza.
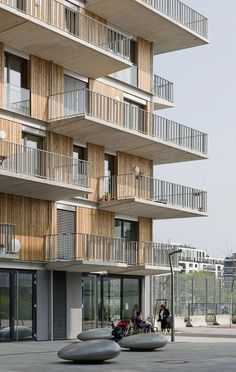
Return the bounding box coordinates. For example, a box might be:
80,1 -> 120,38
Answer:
1,327 -> 236,372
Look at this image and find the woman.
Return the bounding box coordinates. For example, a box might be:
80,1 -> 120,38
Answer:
158,304 -> 170,335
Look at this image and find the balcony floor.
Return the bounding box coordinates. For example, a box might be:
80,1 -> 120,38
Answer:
0,4 -> 131,78
154,96 -> 175,110
86,0 -> 208,54
46,260 -> 128,274
98,197 -> 207,219
49,115 -> 207,165
0,169 -> 92,201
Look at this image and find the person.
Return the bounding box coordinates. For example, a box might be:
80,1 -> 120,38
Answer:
134,311 -> 153,333
158,304 -> 170,335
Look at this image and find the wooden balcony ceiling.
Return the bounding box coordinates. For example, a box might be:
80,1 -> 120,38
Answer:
98,198 -> 208,219
50,116 -> 207,165
0,5 -> 131,78
0,170 -> 92,201
86,0 -> 208,54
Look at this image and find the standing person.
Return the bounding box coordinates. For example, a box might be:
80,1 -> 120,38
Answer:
158,304 -> 170,335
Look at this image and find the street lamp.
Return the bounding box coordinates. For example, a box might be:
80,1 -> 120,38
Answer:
169,249 -> 182,342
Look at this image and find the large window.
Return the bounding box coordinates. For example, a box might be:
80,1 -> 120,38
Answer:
4,53 -> 30,115
82,275 -> 141,330
21,133 -> 43,177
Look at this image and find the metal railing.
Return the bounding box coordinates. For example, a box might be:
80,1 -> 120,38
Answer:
0,140 -> 91,188
153,75 -> 174,103
144,0 -> 208,38
98,174 -> 207,213
0,223 -> 15,254
4,83 -> 30,116
179,256 -> 223,265
49,89 -> 208,155
1,0 -> 131,60
45,232 -> 179,268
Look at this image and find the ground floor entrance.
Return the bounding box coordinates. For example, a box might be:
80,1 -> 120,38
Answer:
82,275 -> 141,330
0,269 -> 36,341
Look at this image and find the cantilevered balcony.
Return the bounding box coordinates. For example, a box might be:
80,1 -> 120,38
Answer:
0,140 -> 92,201
0,0 -> 132,78
49,89 -> 208,165
98,174 -> 207,219
45,232 -> 179,275
86,0 -> 208,54
153,75 -> 174,110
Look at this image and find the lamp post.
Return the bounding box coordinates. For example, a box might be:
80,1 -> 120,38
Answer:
169,249 -> 182,342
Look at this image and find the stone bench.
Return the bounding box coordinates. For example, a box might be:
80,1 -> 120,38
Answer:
58,339 -> 120,363
77,328 -> 114,341
119,333 -> 167,351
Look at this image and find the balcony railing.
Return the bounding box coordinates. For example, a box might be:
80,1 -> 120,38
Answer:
0,140 -> 91,188
0,223 -> 15,254
153,75 -> 174,103
0,0 -> 131,61
45,232 -> 179,268
98,174 -> 207,213
144,0 -> 208,38
4,83 -> 30,116
49,89 -> 208,155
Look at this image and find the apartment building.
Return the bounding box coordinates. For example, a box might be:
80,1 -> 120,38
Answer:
0,0 -> 208,342
179,246 -> 224,278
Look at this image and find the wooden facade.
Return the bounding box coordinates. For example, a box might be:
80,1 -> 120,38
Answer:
0,193 -> 51,262
0,118 -> 22,144
77,207 -> 115,237
87,143 -> 104,202
117,152 -> 153,177
44,132 -> 73,157
0,42 -> 3,109
137,37 -> 153,93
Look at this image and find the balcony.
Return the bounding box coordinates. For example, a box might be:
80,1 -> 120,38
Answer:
98,174 -> 207,219
0,140 -> 92,201
4,83 -> 30,116
153,75 -> 174,110
0,0 -> 132,78
86,0 -> 208,54
49,89 -> 208,165
45,232 -> 179,275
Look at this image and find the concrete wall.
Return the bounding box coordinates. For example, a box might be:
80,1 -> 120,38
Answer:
143,276 -> 152,318
66,272 -> 82,339
36,270 -> 49,341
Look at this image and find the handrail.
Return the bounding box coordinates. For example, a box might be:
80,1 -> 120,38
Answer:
98,173 -> 207,213
49,88 -> 208,155
0,0 -> 131,60
153,75 -> 174,103
143,0 -> 208,38
0,139 -> 91,188
45,232 -> 179,267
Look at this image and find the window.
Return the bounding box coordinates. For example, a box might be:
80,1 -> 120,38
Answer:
64,75 -> 87,117
21,133 -> 43,177
124,98 -> 147,133
104,154 -> 116,197
73,145 -> 87,187
4,53 -> 30,115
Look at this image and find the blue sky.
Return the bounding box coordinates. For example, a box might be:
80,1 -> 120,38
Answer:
153,0 -> 236,257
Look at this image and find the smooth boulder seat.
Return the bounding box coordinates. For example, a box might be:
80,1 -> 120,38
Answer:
119,333 -> 167,351
77,328 -> 114,341
0,326 -> 32,340
58,339 -> 121,363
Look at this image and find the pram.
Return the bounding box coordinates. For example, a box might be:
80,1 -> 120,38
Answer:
111,320 -> 131,342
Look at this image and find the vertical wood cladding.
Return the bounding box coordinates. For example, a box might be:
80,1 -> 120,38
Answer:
137,38 -> 153,93
31,56 -> 50,121
0,193 -> 51,261
44,132 -> 73,157
139,217 -> 152,242
89,79 -> 123,100
0,118 -> 22,144
87,143 -> 104,202
77,207 -> 115,236
0,42 -> 3,109
117,152 -> 153,177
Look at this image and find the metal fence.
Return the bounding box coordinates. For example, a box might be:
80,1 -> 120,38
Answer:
153,75 -> 174,103
0,140 -> 91,188
1,0 -> 131,60
144,0 -> 208,38
98,174 -> 207,213
49,89 -> 208,156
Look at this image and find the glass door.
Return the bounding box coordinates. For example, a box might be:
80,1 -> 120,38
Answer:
0,270 -> 36,342
82,275 -> 98,330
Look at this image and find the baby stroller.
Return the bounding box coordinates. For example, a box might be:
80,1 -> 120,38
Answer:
111,320 -> 131,342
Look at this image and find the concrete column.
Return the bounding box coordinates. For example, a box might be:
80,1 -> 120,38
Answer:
142,276 -> 152,318
66,272 -> 82,339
